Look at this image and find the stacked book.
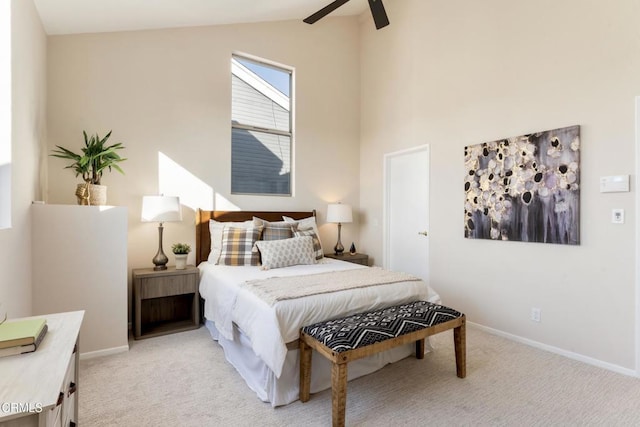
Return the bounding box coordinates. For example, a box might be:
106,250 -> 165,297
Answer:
0,318 -> 48,358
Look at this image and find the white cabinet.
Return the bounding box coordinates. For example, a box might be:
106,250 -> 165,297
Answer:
0,311 -> 84,427
31,204 -> 128,355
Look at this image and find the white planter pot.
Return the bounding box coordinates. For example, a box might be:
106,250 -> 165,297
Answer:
174,254 -> 188,270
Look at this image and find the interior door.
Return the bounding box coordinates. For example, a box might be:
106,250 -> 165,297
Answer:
383,145 -> 430,282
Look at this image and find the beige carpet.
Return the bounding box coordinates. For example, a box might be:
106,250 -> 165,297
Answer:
79,327 -> 640,426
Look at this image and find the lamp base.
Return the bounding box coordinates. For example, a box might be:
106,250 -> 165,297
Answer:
152,250 -> 168,270
152,223 -> 169,270
334,222 -> 344,255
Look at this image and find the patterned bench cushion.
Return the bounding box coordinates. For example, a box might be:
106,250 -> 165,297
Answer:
301,301 -> 463,353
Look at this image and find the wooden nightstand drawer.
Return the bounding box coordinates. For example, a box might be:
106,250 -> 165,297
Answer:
139,274 -> 197,299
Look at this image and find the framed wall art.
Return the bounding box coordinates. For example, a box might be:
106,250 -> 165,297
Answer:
464,125 -> 580,245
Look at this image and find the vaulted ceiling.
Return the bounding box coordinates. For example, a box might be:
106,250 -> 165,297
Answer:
32,0 -> 369,35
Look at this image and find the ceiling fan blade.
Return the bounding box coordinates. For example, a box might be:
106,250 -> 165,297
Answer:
304,0 -> 351,24
368,0 -> 389,29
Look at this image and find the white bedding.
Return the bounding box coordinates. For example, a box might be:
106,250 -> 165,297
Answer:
198,258 -> 440,378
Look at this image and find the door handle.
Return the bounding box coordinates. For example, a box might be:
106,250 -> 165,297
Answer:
418,231 -> 428,236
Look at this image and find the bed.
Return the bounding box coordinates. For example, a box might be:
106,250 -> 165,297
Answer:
196,210 -> 440,407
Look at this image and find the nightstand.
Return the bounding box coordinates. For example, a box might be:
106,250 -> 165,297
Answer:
324,253 -> 369,266
133,266 -> 200,340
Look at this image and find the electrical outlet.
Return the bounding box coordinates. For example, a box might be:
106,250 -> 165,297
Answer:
531,307 -> 541,322
612,209 -> 625,224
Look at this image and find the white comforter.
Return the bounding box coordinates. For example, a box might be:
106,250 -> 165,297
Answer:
198,259 -> 440,378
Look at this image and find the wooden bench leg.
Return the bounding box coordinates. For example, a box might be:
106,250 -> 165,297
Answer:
299,339 -> 312,402
453,320 -> 466,378
331,362 -> 348,427
415,338 -> 425,359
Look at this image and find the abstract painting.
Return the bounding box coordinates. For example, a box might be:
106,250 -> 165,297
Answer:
464,125 -> 580,245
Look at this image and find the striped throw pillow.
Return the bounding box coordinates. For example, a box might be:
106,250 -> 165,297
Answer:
218,226 -> 263,266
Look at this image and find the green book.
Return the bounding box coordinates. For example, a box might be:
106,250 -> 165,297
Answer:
0,318 -> 47,349
0,324 -> 48,358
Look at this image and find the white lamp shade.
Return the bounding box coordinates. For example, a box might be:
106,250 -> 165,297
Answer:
326,203 -> 353,223
141,196 -> 182,222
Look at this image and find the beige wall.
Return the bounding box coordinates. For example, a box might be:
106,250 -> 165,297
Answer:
46,18 -> 361,319
29,0 -> 640,370
0,0 -> 46,318
360,0 -> 640,369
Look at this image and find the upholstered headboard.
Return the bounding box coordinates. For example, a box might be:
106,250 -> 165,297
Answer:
195,210 -> 316,265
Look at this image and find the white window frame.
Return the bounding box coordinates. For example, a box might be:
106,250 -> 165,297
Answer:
230,53 -> 294,196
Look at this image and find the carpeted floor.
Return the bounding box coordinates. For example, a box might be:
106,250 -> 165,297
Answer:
79,326 -> 640,426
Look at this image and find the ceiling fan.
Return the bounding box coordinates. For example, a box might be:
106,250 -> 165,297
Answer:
304,0 -> 390,30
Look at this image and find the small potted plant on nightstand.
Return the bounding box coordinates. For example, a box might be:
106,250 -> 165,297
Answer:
171,243 -> 191,270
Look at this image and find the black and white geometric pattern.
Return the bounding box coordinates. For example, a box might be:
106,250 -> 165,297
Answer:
302,301 -> 463,353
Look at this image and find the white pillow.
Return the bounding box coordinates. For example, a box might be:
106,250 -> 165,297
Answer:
282,216 -> 323,254
208,219 -> 253,263
255,236 -> 317,270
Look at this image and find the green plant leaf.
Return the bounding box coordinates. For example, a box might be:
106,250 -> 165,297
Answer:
50,130 -> 126,185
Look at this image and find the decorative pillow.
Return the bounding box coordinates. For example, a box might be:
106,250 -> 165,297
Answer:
218,226 -> 263,266
208,219 -> 253,263
255,236 -> 317,270
282,216 -> 323,254
292,225 -> 324,261
253,217 -> 294,241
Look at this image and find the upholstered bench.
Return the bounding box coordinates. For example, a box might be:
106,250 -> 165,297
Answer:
299,301 -> 466,427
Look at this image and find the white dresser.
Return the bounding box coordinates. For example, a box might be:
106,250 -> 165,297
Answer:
0,311 -> 84,427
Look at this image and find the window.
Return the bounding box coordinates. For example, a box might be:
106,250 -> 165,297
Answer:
0,0 -> 11,229
231,54 -> 293,196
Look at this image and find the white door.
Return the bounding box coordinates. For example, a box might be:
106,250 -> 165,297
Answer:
383,145 -> 430,282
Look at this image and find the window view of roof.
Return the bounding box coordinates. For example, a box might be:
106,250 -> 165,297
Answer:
231,55 -> 293,196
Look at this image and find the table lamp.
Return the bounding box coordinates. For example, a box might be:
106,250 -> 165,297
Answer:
141,195 -> 182,270
326,203 -> 352,255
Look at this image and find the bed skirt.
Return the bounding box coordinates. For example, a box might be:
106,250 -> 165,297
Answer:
205,320 -> 418,407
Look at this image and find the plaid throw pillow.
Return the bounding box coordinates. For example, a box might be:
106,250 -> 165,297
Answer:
208,219 -> 253,263
253,217 -> 293,241
218,226 -> 263,266
292,226 -> 324,260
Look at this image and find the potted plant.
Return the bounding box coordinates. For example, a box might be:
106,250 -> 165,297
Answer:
171,243 -> 191,270
51,130 -> 126,206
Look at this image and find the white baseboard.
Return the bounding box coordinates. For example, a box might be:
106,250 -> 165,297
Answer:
468,321 -> 638,377
80,344 -> 129,360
